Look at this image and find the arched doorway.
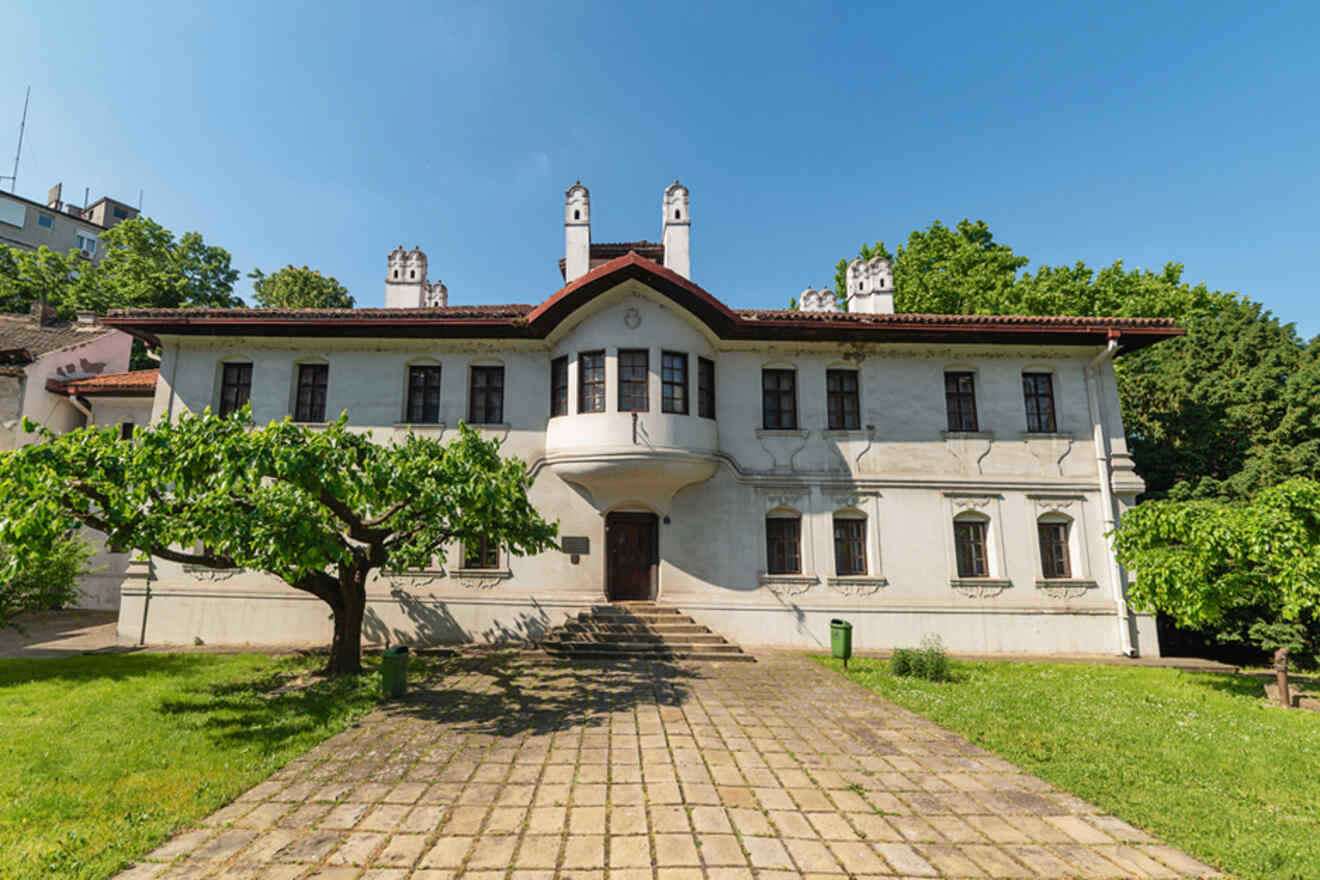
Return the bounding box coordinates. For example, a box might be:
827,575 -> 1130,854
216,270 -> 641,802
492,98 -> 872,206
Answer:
605,511 -> 658,601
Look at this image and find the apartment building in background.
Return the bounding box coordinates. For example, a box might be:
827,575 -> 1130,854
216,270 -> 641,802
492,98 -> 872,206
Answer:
0,182 -> 139,262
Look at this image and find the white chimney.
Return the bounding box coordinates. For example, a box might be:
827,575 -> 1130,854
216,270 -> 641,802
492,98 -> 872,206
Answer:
845,256 -> 895,314
661,180 -> 690,279
564,182 -> 590,283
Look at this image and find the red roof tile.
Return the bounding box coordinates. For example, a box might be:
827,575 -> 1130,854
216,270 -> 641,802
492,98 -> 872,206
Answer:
47,368 -> 159,396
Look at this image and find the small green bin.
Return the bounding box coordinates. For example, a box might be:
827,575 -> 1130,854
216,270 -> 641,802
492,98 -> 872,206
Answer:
830,619 -> 853,669
381,645 -> 411,698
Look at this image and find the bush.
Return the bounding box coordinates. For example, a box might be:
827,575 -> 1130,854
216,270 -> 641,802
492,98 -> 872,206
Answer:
891,635 -> 951,682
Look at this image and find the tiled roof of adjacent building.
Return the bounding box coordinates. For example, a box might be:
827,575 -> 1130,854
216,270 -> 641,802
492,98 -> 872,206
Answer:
0,313 -> 115,360
46,368 -> 158,396
103,252 -> 1183,353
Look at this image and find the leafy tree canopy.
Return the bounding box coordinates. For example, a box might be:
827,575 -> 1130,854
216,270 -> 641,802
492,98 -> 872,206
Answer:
250,265 -> 355,309
0,413 -> 558,674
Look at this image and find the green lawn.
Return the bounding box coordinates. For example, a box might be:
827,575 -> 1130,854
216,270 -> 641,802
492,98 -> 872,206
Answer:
813,656 -> 1320,880
0,653 -> 388,880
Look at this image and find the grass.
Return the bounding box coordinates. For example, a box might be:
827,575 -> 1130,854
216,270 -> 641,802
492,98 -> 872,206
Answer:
0,652 -> 397,880
813,656 -> 1320,880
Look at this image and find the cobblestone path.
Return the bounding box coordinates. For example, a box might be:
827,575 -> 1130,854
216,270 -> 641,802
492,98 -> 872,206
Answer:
115,653 -> 1221,879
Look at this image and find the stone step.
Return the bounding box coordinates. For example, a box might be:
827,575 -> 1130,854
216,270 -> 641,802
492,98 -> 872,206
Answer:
578,612 -> 697,626
549,632 -> 731,646
541,647 -> 757,663
561,622 -> 712,635
590,604 -> 684,616
543,639 -> 746,654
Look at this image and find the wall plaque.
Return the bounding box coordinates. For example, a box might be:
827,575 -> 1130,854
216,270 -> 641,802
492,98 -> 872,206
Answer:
561,536 -> 590,555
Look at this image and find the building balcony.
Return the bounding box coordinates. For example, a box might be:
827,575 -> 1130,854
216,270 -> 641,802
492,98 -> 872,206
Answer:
544,411 -> 718,512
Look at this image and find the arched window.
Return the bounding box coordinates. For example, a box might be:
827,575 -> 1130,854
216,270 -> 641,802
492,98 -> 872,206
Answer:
833,512 -> 866,575
953,513 -> 990,578
1037,515 -> 1072,579
765,510 -> 801,574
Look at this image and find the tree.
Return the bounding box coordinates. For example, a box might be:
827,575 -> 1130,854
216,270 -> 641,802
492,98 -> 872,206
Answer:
0,413 -> 559,675
250,265 -> 355,309
0,535 -> 93,630
1113,478 -> 1320,706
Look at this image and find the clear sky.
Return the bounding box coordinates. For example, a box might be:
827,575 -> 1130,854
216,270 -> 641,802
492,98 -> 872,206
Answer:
4,1 -> 1317,335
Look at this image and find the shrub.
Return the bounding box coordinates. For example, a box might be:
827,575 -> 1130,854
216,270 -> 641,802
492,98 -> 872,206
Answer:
891,635 -> 951,682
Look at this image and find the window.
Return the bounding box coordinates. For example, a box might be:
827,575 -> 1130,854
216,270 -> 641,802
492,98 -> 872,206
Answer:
468,366 -> 504,424
463,536 -> 500,570
698,357 -> 715,419
113,207 -> 129,219
1038,520 -> 1072,579
579,351 -> 605,413
661,351 -> 688,414
37,214 -> 53,228
762,369 -> 797,429
294,364 -> 328,422
618,349 -> 649,412
218,362 -> 252,416
954,519 -> 989,578
833,516 -> 867,575
550,356 -> 568,417
826,369 -> 860,430
119,422 -> 135,440
945,371 -> 978,432
766,516 -> 801,574
75,232 -> 97,256
1023,372 -> 1057,433
406,365 -> 442,423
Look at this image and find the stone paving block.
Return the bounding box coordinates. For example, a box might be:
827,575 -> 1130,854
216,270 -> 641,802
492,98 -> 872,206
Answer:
1053,843 -> 1131,877
914,843 -> 990,877
274,830 -> 342,863
514,834 -> 561,867
785,837 -> 843,872
743,836 -> 793,869
326,831 -> 387,865
562,833 -> 605,868
1138,845 -> 1224,876
610,834 -> 653,867
873,842 -> 939,877
419,835 -> 473,868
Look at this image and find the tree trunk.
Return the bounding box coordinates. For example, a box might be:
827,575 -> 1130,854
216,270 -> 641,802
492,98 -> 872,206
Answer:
323,563 -> 370,677
1274,646 -> 1291,708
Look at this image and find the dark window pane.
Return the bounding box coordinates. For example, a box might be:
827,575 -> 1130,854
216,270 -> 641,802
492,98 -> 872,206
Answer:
1023,372 -> 1057,433
1038,521 -> 1071,578
468,366 -> 504,424
698,357 -> 715,419
945,372 -> 978,432
766,517 -> 801,574
661,351 -> 688,414
464,536 -> 499,570
762,369 -> 797,429
826,369 -> 860,430
618,349 -> 649,412
295,364 -> 328,422
833,517 -> 867,575
406,365 -> 442,423
579,351 -> 605,413
550,356 -> 568,417
218,362 -> 252,416
954,520 -> 988,578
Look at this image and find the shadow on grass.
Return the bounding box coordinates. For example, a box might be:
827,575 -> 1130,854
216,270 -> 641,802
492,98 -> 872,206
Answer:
0,653 -> 240,689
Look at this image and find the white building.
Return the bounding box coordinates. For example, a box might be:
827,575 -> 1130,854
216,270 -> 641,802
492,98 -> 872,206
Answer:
103,182 -> 1181,655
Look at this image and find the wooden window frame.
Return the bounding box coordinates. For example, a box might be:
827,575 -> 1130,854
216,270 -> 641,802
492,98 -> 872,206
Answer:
1038,520 -> 1072,579
617,349 -> 649,413
218,362 -> 252,417
294,363 -> 328,423
468,365 -> 504,424
765,516 -> 802,574
463,535 -> 500,571
578,351 -> 605,413
406,364 -> 442,424
550,356 -> 569,417
826,369 -> 861,430
697,357 -> 715,419
954,518 -> 989,578
1023,372 -> 1057,433
945,371 -> 979,432
833,516 -> 867,575
661,351 -> 688,414
762,369 -> 797,430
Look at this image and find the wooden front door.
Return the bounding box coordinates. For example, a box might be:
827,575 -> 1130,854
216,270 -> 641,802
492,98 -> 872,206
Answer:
606,512 -> 657,601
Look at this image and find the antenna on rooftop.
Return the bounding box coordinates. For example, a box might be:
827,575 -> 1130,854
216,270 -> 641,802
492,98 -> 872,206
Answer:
0,86 -> 30,194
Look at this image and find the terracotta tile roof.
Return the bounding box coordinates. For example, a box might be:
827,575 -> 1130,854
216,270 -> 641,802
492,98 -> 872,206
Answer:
102,252 -> 1183,354
46,368 -> 159,396
0,366 -> 25,378
106,304 -> 535,320
0,313 -> 114,358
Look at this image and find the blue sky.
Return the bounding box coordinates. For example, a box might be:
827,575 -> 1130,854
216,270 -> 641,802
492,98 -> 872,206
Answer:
4,1 -> 1318,335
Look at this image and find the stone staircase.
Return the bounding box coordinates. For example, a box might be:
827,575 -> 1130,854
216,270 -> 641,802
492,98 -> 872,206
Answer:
539,602 -> 754,662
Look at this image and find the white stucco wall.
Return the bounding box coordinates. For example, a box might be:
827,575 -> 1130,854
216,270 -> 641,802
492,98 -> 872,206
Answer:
122,281 -> 1155,656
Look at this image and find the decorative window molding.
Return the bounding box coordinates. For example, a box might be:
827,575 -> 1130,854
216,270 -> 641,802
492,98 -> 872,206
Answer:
944,493 -> 1006,581
1035,578 -> 1099,599
826,575 -> 888,596
950,578 -> 1013,598
757,573 -> 818,596
1026,494 -> 1093,580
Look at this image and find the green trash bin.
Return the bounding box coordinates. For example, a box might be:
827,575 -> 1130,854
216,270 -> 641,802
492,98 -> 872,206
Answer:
830,619 -> 853,669
381,645 -> 411,698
